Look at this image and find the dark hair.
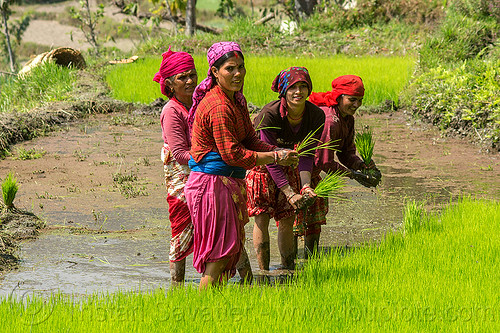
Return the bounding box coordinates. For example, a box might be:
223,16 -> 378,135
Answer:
212,51 -> 244,70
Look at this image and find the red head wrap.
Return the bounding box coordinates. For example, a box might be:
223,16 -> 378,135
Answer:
153,46 -> 196,97
309,75 -> 364,107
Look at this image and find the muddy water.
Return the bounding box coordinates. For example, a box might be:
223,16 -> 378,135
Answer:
1,111 -> 499,297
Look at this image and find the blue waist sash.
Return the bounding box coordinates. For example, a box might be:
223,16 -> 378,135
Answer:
188,152 -> 246,179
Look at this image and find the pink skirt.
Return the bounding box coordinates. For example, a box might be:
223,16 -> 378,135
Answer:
184,171 -> 248,276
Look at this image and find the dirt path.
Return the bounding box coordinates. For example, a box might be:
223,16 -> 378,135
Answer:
0,106 -> 499,295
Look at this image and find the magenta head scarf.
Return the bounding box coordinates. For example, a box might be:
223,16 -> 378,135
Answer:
187,41 -> 246,129
153,46 -> 195,97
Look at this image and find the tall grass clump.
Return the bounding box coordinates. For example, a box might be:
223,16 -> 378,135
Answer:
106,55 -> 415,107
0,62 -> 75,114
1,197 -> 498,331
1,172 -> 18,210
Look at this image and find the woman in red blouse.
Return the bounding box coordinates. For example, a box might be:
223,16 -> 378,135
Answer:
304,75 -> 379,254
185,42 -> 298,289
153,47 -> 198,286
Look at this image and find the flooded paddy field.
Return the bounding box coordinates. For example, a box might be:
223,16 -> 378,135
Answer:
1,110 -> 499,296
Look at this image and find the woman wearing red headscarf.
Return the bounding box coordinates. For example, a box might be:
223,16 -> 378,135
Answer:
299,75 -> 379,254
153,46 -> 198,286
246,67 -> 325,271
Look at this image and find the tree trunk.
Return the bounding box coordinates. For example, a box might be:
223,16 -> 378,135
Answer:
185,0 -> 196,36
294,0 -> 318,20
1,9 -> 16,72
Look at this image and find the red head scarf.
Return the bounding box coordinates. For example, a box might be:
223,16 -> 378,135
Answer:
309,75 -> 364,107
153,46 -> 196,97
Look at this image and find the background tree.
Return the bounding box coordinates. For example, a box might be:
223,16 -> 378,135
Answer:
0,0 -> 19,72
69,0 -> 105,56
185,0 -> 195,36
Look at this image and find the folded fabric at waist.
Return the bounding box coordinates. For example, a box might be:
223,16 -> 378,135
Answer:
188,152 -> 246,179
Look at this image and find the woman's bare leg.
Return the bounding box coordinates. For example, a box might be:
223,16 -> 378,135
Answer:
277,215 -> 296,269
236,246 -> 253,284
199,258 -> 230,290
253,214 -> 271,270
170,258 -> 186,287
304,233 -> 320,259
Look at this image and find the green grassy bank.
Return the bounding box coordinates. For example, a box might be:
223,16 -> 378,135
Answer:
2,197 -> 498,331
106,55 -> 415,107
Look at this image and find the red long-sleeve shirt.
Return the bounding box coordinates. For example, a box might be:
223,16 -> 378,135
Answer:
315,105 -> 363,173
190,85 -> 275,169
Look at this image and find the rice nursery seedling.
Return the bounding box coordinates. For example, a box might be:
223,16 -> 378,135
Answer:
355,127 -> 374,165
3,198 -> 500,330
1,197 -> 498,332
1,172 -> 18,210
354,126 -> 381,181
106,55 -> 415,107
314,170 -> 347,199
296,125 -> 339,157
15,147 -> 45,160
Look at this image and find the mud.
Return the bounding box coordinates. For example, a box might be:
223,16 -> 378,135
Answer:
0,106 -> 498,296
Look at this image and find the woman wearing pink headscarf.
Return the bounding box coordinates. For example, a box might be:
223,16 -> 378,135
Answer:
299,75 -> 380,255
185,42 -> 298,289
153,46 -> 198,286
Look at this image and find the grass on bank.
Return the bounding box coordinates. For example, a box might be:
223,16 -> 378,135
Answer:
106,55 -> 415,107
0,62 -> 76,114
1,197 -> 498,331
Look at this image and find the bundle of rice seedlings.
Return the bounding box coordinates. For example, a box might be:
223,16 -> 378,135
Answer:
296,125 -> 339,157
355,126 -> 375,166
2,172 -> 18,210
314,170 -> 347,199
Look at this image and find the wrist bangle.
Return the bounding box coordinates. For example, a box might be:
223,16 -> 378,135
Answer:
300,185 -> 311,195
286,192 -> 296,202
273,151 -> 278,164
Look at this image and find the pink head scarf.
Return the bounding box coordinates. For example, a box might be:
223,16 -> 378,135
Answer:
309,75 -> 364,107
187,41 -> 246,129
153,46 -> 195,97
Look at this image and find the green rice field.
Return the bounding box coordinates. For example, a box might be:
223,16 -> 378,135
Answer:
106,55 -> 415,107
2,197 -> 498,332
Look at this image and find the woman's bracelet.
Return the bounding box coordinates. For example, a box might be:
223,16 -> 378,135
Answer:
273,151 -> 278,164
300,184 -> 312,195
286,192 -> 296,202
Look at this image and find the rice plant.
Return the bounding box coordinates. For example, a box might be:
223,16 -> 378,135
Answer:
296,125 -> 339,157
1,198 -> 498,332
314,170 -> 347,199
106,55 -> 415,107
354,126 -> 375,165
1,172 -> 18,210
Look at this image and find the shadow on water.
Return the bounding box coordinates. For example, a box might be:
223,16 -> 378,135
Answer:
1,111 -> 499,296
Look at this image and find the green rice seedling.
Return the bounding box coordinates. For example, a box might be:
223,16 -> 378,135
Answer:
296,125 -> 339,157
15,147 -> 45,160
355,126 -> 374,166
106,55 -> 415,107
254,114 -> 280,132
354,126 -> 381,183
0,198 -> 498,332
1,172 -> 18,210
314,170 -> 347,199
